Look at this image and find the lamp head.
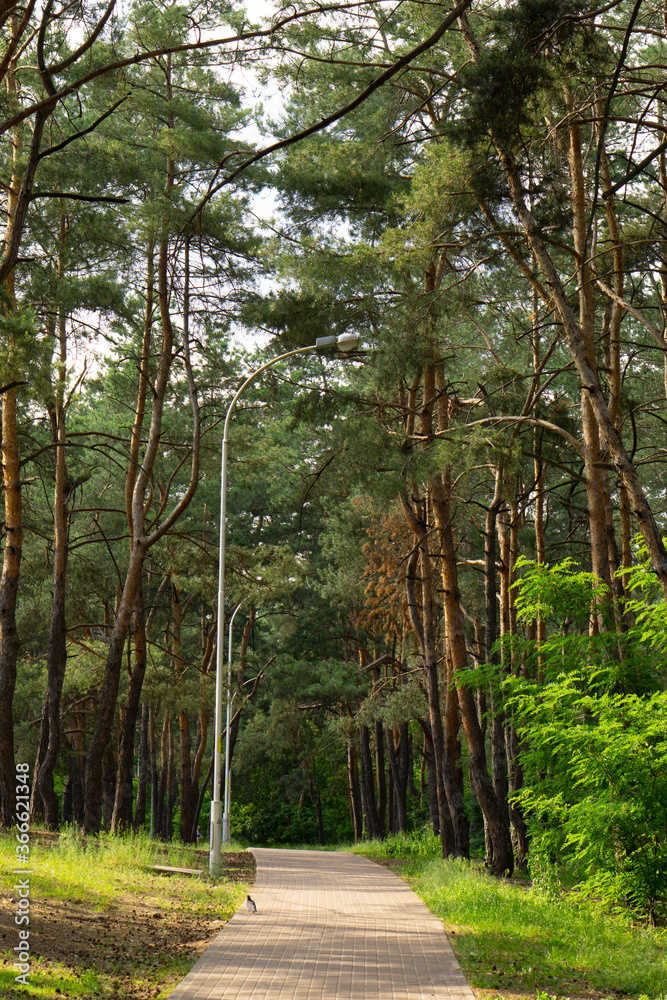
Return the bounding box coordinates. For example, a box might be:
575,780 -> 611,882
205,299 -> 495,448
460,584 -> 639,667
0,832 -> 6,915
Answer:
315,333 -> 360,352
336,332 -> 359,352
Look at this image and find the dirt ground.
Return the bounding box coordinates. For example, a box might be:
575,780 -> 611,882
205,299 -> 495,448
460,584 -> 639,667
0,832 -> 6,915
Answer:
0,842 -> 255,999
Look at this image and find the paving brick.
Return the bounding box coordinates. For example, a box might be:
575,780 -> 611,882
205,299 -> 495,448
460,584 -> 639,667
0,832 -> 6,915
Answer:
167,847 -> 476,1000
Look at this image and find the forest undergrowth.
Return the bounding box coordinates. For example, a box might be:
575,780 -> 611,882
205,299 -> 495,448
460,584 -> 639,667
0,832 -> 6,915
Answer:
0,830 -> 253,999
352,832 -> 667,1000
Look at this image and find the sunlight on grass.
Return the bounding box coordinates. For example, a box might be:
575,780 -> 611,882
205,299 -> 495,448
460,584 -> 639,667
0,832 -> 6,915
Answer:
416,857 -> 666,999
1,828 -> 164,908
350,828 -> 441,863
0,828 -> 245,906
346,837 -> 666,1000
0,957 -> 106,998
0,829 -> 248,999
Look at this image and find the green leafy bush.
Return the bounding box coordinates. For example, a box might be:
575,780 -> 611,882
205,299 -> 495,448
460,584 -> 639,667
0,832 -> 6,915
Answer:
528,843 -> 562,901
504,556 -> 667,923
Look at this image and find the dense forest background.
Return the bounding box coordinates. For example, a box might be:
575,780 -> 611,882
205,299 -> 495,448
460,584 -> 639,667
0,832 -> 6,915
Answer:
2,0 -> 667,923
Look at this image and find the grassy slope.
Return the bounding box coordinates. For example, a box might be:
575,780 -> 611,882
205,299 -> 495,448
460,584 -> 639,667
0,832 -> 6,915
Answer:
351,834 -> 667,1000
0,831 -> 249,999
3,828 -> 665,999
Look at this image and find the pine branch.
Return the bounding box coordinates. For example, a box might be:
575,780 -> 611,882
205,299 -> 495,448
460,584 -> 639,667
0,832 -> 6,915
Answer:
192,0 -> 476,221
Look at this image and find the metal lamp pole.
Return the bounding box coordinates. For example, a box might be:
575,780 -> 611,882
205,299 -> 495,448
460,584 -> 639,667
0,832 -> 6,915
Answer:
210,332 -> 359,875
222,601 -> 245,846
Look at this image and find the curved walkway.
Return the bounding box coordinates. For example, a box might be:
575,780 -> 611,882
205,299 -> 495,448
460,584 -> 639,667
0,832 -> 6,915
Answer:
168,847 -> 475,1000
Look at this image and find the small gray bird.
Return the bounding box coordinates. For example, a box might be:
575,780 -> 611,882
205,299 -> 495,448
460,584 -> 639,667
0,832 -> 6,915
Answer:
246,895 -> 257,913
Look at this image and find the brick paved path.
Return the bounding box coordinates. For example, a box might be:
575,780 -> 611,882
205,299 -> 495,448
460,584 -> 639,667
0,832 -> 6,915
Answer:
167,847 -> 475,1000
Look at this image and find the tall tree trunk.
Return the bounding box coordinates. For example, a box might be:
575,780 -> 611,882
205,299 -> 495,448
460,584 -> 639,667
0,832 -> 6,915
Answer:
443,658 -> 469,857
566,114 -> 612,604
398,721 -> 411,820
127,575 -> 172,834
83,57 -> 200,830
134,702 -> 150,832
227,610 -> 256,760
0,385 -> 21,828
401,491 -> 456,856
422,724 -> 440,835
188,706 -> 210,837
149,704 -> 158,838
505,722 -> 529,867
505,492 -> 529,858
156,713 -> 169,838
84,546 -> 147,832
374,720 -> 386,833
532,425 -> 547,681
102,746 -> 116,832
437,466 -> 514,875
31,203 -> 81,828
32,303 -> 71,827
492,503 -> 511,832
111,584 -> 148,832
308,769 -> 325,845
0,27 -> 39,824
566,112 -> 626,629
387,769 -> 396,835
61,774 -> 73,825
191,755 -> 213,844
358,724 -> 382,838
346,737 -> 363,840
179,709 -> 193,843
482,470 -> 509,858
163,716 -> 176,841
169,581 -> 194,843
385,725 -> 409,834
67,705 -> 87,827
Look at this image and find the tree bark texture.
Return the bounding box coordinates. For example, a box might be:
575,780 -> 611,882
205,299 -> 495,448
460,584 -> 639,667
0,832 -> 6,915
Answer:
110,586 -> 147,833
443,660 -> 469,857
134,702 -> 150,831
385,723 -> 410,834
31,301 -> 71,828
358,724 -> 382,838
374,720 -> 387,831
347,739 -> 363,840
0,387 -> 21,827
401,490 -> 456,856
436,472 -> 514,875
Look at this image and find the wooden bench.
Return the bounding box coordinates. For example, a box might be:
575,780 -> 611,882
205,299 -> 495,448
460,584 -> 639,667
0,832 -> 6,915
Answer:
151,864 -> 204,876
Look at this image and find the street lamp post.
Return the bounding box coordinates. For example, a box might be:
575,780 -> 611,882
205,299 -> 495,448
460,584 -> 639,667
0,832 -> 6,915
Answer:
209,332 -> 359,875
221,601 -> 244,846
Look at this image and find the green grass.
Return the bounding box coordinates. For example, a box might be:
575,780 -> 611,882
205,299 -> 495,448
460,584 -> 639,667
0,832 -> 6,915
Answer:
350,827 -> 442,861
0,829 -> 248,999
2,827 -> 230,907
350,834 -> 667,1000
8,828 -> 161,907
0,958 -> 106,998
